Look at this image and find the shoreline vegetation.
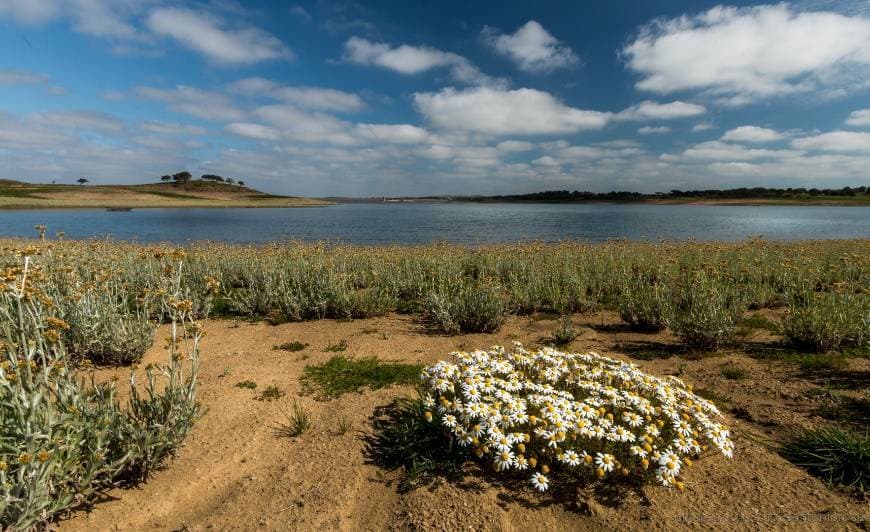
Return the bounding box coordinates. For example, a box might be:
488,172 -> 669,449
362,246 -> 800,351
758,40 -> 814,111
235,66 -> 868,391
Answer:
324,185 -> 870,206
0,179 -> 330,209
2,236 -> 867,528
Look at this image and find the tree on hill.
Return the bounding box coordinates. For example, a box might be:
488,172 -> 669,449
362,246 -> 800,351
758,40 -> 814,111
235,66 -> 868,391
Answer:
172,171 -> 192,183
76,178 -> 88,185
238,180 -> 245,186
160,175 -> 172,182
225,177 -> 235,184
201,174 -> 225,182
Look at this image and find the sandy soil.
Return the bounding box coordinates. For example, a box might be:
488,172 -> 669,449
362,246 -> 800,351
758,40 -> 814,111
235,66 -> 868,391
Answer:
59,312 -> 869,531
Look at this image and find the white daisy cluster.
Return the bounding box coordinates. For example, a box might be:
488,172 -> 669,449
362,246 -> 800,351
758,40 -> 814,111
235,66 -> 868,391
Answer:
420,343 -> 734,493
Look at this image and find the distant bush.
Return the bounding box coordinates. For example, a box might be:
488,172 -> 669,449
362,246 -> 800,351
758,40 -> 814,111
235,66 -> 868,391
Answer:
782,291 -> 869,352
618,270 -> 669,331
666,273 -> 745,351
424,278 -> 506,334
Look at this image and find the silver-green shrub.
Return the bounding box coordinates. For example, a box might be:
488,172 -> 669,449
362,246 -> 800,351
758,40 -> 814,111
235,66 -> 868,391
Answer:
0,248 -> 207,529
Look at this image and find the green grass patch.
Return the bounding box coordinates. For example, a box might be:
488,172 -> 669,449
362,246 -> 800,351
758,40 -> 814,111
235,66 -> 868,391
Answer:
257,385 -> 285,401
736,314 -> 780,332
781,427 -> 868,493
274,341 -> 308,352
235,380 -> 257,389
720,365 -> 748,380
301,355 -> 423,399
782,353 -> 848,372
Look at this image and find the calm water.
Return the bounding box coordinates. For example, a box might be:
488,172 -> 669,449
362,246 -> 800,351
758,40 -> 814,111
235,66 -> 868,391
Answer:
0,203 -> 867,244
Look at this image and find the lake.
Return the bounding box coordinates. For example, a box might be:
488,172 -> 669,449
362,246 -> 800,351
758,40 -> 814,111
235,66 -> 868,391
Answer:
0,203 -> 867,244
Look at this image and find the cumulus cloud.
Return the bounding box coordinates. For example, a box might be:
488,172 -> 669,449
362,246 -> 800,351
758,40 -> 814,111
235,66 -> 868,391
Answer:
0,69 -> 48,85
139,120 -> 206,136
343,37 -> 503,86
354,124 -> 429,144
692,123 -> 715,132
616,100 -> 706,121
482,20 -> 578,72
496,140 -> 536,152
0,0 -> 141,38
29,110 -> 124,132
638,126 -> 671,135
225,122 -> 281,141
682,140 -> 801,161
623,4 -> 870,103
791,131 -> 870,152
845,109 -> 870,127
134,85 -> 246,121
229,77 -> 364,112
414,87 -> 610,136
721,126 -> 784,143
146,7 -> 292,64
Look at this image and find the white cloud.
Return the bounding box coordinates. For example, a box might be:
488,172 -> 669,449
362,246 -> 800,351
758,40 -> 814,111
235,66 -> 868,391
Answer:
225,122 -> 281,141
692,123 -> 714,132
253,104 -> 357,145
343,37 -> 502,86
146,7 -> 291,64
0,69 -> 48,85
845,109 -> 870,127
414,87 -> 610,136
229,78 -> 364,112
30,110 -> 124,132
682,140 -> 801,161
483,20 -> 578,72
140,120 -> 206,136
0,0 -> 60,24
791,131 -> 870,152
721,126 -> 784,143
0,0 -> 141,37
354,124 -> 429,144
617,100 -> 706,121
135,85 -> 246,121
638,126 -> 671,135
623,4 -> 870,103
496,140 -> 536,152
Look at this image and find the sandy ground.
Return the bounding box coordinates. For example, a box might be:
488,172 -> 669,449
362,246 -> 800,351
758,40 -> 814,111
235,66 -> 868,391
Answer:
59,312 -> 869,531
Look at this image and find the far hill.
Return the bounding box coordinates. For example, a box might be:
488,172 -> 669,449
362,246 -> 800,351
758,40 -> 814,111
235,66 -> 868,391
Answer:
0,179 -> 330,209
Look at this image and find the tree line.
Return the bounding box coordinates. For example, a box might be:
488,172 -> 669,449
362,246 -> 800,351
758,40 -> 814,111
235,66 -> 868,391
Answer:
468,186 -> 870,202
159,172 -> 245,187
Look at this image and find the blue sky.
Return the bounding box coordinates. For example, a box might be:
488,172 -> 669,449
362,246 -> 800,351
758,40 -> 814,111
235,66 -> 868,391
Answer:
1,0 -> 869,196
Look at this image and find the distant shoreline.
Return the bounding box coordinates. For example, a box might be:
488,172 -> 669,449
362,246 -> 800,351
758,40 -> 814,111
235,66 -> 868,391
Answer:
322,196 -> 870,207
0,180 -> 331,210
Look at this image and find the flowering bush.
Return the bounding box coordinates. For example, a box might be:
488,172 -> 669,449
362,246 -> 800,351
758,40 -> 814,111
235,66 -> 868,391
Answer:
420,344 -> 734,493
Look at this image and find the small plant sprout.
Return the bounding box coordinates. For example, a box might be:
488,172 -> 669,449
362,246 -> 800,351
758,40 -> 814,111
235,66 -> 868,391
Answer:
324,340 -> 349,353
551,315 -> 578,346
236,380 -> 257,389
275,400 -> 311,437
720,365 -> 748,380
274,341 -> 308,352
257,385 -> 286,401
